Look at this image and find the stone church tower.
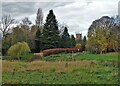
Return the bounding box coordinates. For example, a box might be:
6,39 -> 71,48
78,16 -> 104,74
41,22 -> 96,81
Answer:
76,33 -> 82,44
35,8 -> 43,26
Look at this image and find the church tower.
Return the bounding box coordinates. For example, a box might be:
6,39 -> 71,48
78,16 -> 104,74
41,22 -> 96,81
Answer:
76,33 -> 82,44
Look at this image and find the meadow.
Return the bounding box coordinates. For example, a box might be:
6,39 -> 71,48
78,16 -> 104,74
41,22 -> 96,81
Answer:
2,53 -> 119,84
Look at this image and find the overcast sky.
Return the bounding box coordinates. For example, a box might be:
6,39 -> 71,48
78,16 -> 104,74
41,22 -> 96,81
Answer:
1,0 -> 120,36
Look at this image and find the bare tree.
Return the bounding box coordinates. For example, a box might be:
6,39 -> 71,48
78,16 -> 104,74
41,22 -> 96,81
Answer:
0,15 -> 15,39
21,17 -> 32,26
19,17 -> 32,31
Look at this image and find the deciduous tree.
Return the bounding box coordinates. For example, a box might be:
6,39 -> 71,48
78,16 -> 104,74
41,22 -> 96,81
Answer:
0,15 -> 15,39
7,42 -> 31,59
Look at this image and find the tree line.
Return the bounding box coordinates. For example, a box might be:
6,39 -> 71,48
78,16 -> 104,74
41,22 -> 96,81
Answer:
1,9 -> 77,55
0,8 -> 119,56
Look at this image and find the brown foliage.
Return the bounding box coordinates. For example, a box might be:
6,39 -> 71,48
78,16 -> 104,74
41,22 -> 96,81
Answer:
31,53 -> 43,61
75,43 -> 81,49
40,48 -> 81,56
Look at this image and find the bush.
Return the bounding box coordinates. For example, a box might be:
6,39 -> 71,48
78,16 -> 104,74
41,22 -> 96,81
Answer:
31,53 -> 43,61
75,43 -> 81,49
7,42 -> 31,59
40,48 -> 81,56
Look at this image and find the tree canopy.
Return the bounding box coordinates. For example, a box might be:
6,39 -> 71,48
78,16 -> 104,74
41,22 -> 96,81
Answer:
42,9 -> 60,50
87,16 -> 119,53
7,42 -> 31,59
61,27 -> 71,48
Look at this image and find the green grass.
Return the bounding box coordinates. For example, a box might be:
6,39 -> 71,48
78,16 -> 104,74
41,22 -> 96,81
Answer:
17,53 -> 33,59
2,53 -> 119,84
42,53 -> 118,62
2,66 -> 118,84
2,53 -> 33,60
3,52 -> 118,62
42,53 -> 72,61
74,53 -> 118,61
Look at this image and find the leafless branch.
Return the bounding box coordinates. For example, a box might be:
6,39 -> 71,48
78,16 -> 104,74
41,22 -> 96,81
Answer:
0,15 -> 16,38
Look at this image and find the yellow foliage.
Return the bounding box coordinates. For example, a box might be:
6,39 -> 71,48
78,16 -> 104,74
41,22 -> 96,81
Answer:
7,42 -> 31,57
75,43 -> 81,49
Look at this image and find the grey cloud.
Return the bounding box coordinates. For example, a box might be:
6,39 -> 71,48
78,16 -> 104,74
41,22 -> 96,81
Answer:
1,0 -> 119,36
2,2 -> 37,20
53,0 -> 119,36
2,2 -> 71,20
2,0 -> 74,2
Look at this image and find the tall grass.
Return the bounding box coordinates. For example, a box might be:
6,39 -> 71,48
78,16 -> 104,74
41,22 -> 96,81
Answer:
3,60 -> 97,73
2,53 -> 119,84
2,59 -> 118,84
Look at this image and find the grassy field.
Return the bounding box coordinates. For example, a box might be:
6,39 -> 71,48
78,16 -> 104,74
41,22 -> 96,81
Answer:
2,53 -> 119,84
42,53 -> 118,61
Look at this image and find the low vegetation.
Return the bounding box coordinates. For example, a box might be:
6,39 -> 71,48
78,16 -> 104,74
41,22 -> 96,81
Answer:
41,48 -> 81,56
7,42 -> 31,59
42,53 -> 118,62
2,53 -> 119,84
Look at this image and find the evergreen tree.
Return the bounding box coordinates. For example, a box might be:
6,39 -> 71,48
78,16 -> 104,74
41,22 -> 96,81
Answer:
35,28 -> 42,53
70,35 -> 76,47
82,36 -> 87,51
61,27 -> 71,48
42,9 -> 60,50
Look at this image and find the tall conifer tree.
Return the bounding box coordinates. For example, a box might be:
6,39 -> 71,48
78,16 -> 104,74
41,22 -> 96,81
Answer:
61,27 -> 71,48
35,29 -> 42,52
82,36 -> 87,51
70,35 -> 76,47
42,10 -> 60,50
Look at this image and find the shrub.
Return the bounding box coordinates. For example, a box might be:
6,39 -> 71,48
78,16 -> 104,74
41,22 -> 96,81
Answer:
75,43 -> 81,49
31,53 -> 43,61
7,42 -> 31,59
40,47 -> 81,56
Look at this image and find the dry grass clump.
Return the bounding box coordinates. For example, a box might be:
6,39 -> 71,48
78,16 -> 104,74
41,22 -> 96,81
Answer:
2,60 -> 97,73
